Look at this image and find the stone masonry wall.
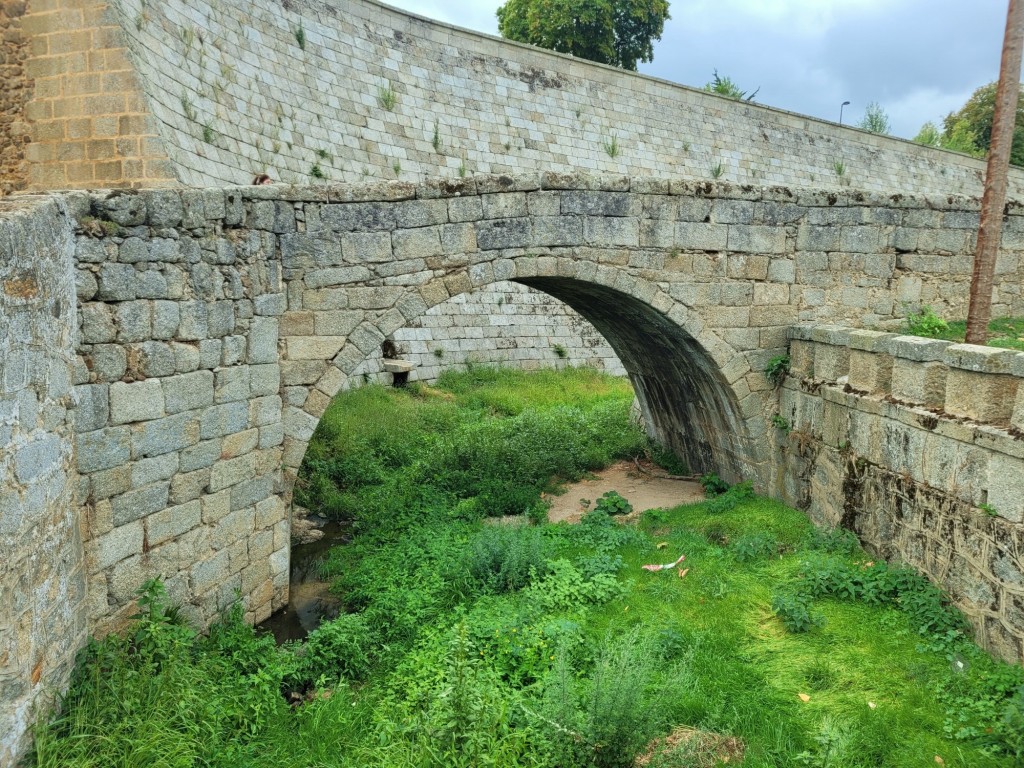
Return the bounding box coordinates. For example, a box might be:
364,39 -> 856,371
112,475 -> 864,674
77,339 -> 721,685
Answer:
379,281 -> 625,383
71,187 -> 290,633
103,0 -> 1024,198
0,197 -> 84,765
778,325 -> 1024,662
0,0 -> 31,196
10,0 -> 176,192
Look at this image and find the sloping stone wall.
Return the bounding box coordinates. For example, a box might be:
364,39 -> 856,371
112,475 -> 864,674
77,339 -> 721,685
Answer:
90,0 -> 1024,198
778,325 -> 1024,662
0,196 -> 84,765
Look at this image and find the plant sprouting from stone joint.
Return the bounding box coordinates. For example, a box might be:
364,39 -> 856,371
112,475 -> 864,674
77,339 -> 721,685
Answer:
432,121 -> 442,153
202,123 -> 215,144
771,414 -> 791,434
764,354 -> 790,387
392,160 -> 401,177
293,24 -> 306,50
378,83 -> 397,111
832,160 -> 846,178
710,161 -> 724,179
552,343 -> 567,359
180,93 -> 196,122
310,163 -> 326,180
604,135 -> 619,158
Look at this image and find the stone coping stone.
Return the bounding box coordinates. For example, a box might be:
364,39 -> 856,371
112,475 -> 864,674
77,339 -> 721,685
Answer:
382,360 -> 415,373
883,335 -> 952,362
943,343 -> 1021,374
848,329 -> 897,352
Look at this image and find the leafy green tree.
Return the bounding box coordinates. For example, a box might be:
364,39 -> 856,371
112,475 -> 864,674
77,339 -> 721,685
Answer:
857,102 -> 891,134
941,81 -> 1024,165
703,70 -> 759,102
495,0 -> 670,71
912,121 -> 941,147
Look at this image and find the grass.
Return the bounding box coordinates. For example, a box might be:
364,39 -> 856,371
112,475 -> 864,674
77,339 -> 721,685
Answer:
32,368 -> 1024,768
904,307 -> 1024,351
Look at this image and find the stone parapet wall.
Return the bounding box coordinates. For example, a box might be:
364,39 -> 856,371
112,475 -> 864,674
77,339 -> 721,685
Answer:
99,0 -> 1023,198
778,325 -> 1024,662
0,196 -> 84,764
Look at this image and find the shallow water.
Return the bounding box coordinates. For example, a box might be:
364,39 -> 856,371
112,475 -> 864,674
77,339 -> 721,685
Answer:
256,519 -> 349,643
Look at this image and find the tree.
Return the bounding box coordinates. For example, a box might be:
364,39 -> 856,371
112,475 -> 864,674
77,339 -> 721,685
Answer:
703,70 -> 759,102
941,81 -> 1024,165
495,0 -> 670,71
911,121 -> 941,147
857,102 -> 891,134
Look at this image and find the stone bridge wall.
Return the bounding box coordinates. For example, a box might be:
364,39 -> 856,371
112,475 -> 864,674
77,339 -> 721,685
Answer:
0,196 -> 84,765
5,176 -> 1024,761
778,326 -> 1024,662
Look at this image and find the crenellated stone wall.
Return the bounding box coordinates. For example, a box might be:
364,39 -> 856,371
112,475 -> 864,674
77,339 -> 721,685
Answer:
0,196 -> 85,765
778,325 -> 1024,662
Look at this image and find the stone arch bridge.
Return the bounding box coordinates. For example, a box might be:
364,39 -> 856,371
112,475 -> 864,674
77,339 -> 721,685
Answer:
55,173 -> 1022,633
4,0 -> 1024,760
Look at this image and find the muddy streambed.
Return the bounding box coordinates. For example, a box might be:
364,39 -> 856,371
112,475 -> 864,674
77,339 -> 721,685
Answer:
259,462 -> 704,641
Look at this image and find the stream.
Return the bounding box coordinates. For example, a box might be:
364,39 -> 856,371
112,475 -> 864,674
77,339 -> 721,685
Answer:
257,519 -> 349,643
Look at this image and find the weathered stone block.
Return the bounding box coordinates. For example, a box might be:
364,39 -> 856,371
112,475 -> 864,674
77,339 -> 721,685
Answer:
109,380 -> 164,425
813,342 -> 849,382
75,426 -> 131,473
111,481 -> 169,526
88,522 -> 143,573
945,369 -> 1017,426
209,453 -> 257,492
146,501 -> 201,547
131,412 -> 199,457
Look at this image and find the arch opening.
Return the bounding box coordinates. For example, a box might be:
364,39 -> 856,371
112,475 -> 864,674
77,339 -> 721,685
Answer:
515,277 -> 754,483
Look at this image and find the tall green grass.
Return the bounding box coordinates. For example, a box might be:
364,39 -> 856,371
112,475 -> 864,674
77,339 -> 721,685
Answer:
32,368 -> 1024,768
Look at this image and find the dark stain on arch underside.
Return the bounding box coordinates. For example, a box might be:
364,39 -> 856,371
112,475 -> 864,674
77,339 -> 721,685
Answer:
517,277 -> 753,482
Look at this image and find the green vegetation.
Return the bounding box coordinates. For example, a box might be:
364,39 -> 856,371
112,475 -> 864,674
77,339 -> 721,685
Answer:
32,368 -> 1024,767
704,70 -> 759,102
377,83 -> 397,111
939,82 -> 1024,165
496,0 -> 670,71
903,307 -> 1024,351
763,354 -> 790,388
857,102 -> 891,135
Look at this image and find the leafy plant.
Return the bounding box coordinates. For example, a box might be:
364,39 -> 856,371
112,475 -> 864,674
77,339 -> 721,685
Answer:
904,304 -> 949,338
293,23 -> 306,50
594,490 -> 632,516
378,82 -> 397,110
979,502 -> 999,517
392,160 -> 401,176
764,354 -> 790,387
468,525 -> 550,593
704,69 -> 759,101
310,163 -> 326,180
733,531 -> 782,562
771,590 -> 824,633
771,414 -> 790,433
552,343 -> 568,359
201,122 -> 215,144
699,472 -> 730,497
432,121 -> 442,153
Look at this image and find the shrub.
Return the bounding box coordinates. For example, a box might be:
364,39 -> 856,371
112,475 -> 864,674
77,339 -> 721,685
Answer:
594,490 -> 632,516
288,613 -> 374,689
468,525 -> 550,593
764,354 -> 790,387
904,305 -> 949,338
699,472 -> 730,496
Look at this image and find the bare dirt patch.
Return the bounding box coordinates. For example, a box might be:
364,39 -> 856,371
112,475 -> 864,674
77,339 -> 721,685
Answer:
545,460 -> 704,523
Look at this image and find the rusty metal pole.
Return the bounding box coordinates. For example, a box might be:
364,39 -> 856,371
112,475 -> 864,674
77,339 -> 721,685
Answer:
966,0 -> 1024,344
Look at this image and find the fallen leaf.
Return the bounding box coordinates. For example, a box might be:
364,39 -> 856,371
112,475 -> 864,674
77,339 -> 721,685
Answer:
657,542 -> 668,550
798,693 -> 810,702
934,757 -> 944,765
868,702 -> 876,709
678,567 -> 689,579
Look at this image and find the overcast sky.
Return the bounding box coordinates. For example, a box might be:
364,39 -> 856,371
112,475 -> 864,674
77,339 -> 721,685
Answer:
378,0 -> 1012,140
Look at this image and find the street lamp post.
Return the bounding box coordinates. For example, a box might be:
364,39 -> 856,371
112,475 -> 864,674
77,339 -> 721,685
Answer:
839,101 -> 851,125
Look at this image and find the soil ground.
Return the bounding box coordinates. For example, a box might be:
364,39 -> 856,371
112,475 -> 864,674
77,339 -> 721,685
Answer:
545,459 -> 705,523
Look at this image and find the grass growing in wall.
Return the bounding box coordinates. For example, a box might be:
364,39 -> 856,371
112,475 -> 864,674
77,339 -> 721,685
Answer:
904,308 -> 1024,351
32,368 -> 1024,768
